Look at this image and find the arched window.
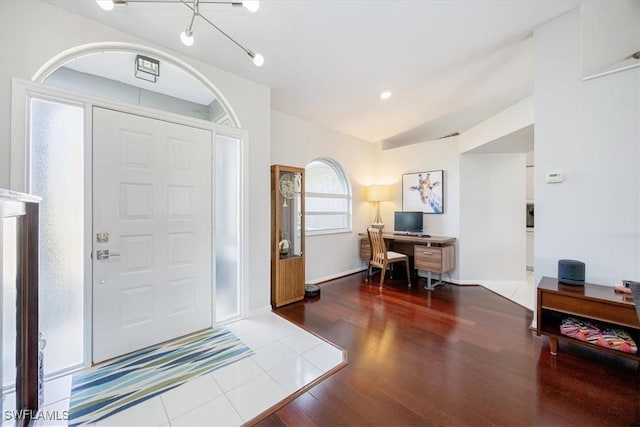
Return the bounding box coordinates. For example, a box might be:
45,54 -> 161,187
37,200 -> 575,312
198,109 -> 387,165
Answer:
305,158 -> 352,234
34,44 -> 240,127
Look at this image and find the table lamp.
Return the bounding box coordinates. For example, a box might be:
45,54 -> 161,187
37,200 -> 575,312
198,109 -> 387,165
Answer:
366,185 -> 390,230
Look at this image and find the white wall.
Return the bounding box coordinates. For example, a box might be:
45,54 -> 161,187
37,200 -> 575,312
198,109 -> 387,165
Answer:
459,153 -> 526,281
271,110 -> 376,283
375,137 -> 461,280
272,101 -> 532,286
534,7 -> 640,287
374,119 -> 528,285
0,1 -> 272,311
454,100 -> 532,285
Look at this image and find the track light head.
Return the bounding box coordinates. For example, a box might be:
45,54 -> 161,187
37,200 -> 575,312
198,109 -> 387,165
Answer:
248,50 -> 264,67
96,0 -> 127,10
253,54 -> 264,67
96,0 -> 114,10
242,1 -> 260,13
180,29 -> 194,46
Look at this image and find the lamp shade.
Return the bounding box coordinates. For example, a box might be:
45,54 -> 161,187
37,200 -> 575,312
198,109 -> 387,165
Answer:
366,185 -> 390,202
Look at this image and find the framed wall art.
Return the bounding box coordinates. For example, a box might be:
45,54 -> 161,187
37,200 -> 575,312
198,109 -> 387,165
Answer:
402,170 -> 444,214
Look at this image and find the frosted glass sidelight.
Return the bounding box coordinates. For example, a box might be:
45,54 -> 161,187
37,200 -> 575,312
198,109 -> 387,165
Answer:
29,98 -> 84,375
215,135 -> 241,322
2,217 -> 17,388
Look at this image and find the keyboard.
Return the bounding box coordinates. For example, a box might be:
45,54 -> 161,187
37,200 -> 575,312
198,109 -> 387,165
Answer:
393,232 -> 431,238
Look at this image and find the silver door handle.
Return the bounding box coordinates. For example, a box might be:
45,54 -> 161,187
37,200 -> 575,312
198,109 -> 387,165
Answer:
96,250 -> 121,260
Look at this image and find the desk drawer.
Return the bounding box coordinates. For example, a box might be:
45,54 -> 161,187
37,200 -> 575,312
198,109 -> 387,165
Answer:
415,246 -> 442,272
360,238 -> 370,261
540,291 -> 640,327
414,245 -> 455,273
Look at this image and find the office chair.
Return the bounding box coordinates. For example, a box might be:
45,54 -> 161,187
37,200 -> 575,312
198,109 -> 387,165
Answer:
366,227 -> 411,290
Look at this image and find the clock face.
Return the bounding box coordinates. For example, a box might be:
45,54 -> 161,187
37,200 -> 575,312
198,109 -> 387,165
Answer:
279,173 -> 296,199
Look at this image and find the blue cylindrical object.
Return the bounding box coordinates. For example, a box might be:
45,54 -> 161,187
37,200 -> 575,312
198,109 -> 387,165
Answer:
558,259 -> 585,285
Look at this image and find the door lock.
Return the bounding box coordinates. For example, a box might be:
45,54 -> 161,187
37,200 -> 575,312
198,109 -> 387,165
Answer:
96,249 -> 121,260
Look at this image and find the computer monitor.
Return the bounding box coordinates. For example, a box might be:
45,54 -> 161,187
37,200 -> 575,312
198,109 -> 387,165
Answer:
394,211 -> 423,233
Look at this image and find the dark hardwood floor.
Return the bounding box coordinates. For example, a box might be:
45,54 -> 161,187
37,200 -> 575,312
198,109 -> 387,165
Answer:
257,273 -> 640,426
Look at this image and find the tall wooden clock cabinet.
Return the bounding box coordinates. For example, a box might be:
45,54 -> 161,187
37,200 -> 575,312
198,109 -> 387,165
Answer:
271,164 -> 305,308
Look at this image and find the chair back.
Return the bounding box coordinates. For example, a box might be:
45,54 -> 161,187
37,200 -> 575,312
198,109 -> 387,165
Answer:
367,227 -> 387,267
628,282 -> 640,322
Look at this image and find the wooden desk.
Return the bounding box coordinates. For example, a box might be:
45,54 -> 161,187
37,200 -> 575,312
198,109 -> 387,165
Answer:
537,276 -> 640,361
359,232 -> 456,290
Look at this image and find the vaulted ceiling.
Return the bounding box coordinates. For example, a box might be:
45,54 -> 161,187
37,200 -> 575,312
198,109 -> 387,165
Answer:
49,0 -> 582,145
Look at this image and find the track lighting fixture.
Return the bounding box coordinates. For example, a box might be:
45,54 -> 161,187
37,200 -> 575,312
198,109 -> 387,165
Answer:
95,0 -> 263,67
180,0 -> 198,46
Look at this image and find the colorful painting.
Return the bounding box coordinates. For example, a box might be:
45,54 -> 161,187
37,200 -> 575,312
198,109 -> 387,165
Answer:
402,170 -> 444,214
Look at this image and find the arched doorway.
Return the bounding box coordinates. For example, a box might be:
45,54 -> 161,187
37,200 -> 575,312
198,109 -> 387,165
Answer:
7,43 -> 247,377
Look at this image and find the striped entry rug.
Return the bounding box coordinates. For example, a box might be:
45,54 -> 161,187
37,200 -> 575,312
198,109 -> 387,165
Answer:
68,328 -> 253,426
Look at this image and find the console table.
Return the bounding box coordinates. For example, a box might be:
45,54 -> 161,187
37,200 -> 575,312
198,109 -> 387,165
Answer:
537,276 -> 640,361
359,232 -> 456,290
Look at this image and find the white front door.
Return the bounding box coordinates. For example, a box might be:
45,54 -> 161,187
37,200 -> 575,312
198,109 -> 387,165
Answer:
92,107 -> 213,363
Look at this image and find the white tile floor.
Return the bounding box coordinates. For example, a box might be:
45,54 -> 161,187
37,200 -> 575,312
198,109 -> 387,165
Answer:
2,312 -> 345,427
478,270 -> 535,311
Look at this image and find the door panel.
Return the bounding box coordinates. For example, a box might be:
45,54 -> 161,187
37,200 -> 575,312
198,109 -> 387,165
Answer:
92,107 -> 212,363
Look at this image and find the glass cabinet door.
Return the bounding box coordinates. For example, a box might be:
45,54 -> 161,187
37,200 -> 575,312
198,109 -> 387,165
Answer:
271,165 -> 305,308
277,171 -> 303,258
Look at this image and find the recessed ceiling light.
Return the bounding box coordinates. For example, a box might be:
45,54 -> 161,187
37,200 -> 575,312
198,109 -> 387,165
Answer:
380,91 -> 392,100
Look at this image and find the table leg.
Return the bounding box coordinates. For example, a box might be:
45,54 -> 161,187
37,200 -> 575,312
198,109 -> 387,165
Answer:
424,271 -> 433,290
424,272 -> 447,291
549,337 -> 558,356
421,241 -> 447,291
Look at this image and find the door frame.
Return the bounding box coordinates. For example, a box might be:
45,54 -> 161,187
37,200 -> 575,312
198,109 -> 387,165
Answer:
10,79 -> 249,369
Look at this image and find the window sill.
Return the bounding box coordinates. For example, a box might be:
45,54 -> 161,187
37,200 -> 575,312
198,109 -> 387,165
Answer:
306,228 -> 353,237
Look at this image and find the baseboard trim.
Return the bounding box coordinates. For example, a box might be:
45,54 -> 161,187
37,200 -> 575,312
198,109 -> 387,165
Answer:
445,279 -> 478,286
477,280 -> 529,288
307,267 -> 367,285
